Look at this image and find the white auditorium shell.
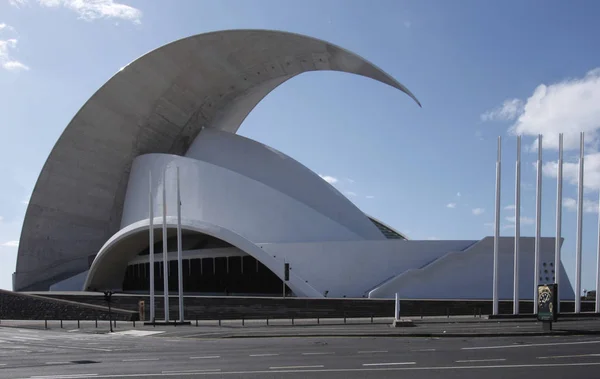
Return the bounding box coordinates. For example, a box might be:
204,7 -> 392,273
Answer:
14,30 -> 575,301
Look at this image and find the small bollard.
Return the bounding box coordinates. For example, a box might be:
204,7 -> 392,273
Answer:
218,319 -> 221,327
242,318 -> 245,326
95,318 -> 98,328
317,317 -> 320,325
447,308 -> 450,318
60,319 -> 63,329
45,319 -> 48,329
77,320 -> 80,329
344,314 -> 347,324
133,320 -> 136,328
266,318 -> 269,326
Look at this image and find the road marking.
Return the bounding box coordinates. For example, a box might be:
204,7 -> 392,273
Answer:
161,369 -> 221,374
462,340 -> 600,350
412,349 -> 436,352
122,358 -> 160,362
45,362 -> 70,365
269,365 -> 325,370
57,345 -> 112,352
363,362 -> 416,366
358,350 -> 388,354
537,353 -> 600,359
190,356 -> 220,359
301,352 -> 334,355
249,353 -> 279,357
456,359 -> 506,363
12,336 -> 44,341
31,375 -> 98,379
0,364 -> 6,366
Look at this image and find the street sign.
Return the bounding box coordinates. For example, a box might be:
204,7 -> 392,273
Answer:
537,283 -> 558,322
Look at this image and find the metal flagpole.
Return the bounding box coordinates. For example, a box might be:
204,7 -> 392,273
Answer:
596,189 -> 600,313
513,135 -> 521,315
534,135 -> 542,315
162,168 -> 170,322
176,167 -> 184,322
149,172 -> 155,322
493,136 -> 501,316
555,133 -> 563,313
575,132 -> 584,313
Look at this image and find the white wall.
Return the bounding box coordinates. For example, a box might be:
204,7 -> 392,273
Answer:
258,237 -> 575,300
258,239 -> 475,298
121,153 -> 371,244
185,129 -> 384,240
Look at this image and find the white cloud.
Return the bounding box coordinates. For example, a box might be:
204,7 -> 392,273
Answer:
481,98 -> 524,122
456,192 -> 461,197
504,204 -> 516,210
0,23 -> 15,32
2,241 -> 19,247
365,195 -> 375,199
12,0 -> 142,24
0,28 -> 29,71
505,215 -> 535,225
21,200 -> 29,205
319,175 -> 338,184
563,197 -> 598,213
426,236 -> 438,240
345,191 -> 357,197
345,178 -> 355,183
542,152 -> 600,191
500,68 -> 600,151
8,0 -> 28,7
472,208 -> 485,215
446,203 -> 456,209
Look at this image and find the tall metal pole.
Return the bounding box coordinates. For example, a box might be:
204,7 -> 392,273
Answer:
493,136 -> 501,316
555,133 -> 563,313
596,190 -> 600,313
513,135 -> 521,315
575,132 -> 584,313
162,168 -> 169,322
176,167 -> 184,323
149,172 -> 155,322
534,135 -> 542,314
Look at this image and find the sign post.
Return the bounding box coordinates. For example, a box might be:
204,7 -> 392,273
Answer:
537,284 -> 558,331
283,262 -> 289,298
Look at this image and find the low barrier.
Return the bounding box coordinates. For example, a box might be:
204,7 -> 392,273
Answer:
0,289 -> 138,321
29,292 -> 597,321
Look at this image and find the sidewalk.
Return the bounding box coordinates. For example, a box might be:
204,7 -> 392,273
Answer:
3,315 -> 600,338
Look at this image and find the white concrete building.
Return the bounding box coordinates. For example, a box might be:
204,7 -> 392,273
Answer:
14,30 -> 575,300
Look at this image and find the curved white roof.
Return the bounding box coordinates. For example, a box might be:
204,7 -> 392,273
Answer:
15,29 -> 420,291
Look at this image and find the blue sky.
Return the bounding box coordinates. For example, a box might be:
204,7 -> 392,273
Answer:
1,0 -> 600,294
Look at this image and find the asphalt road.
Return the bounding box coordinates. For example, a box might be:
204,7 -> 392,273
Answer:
2,326 -> 600,378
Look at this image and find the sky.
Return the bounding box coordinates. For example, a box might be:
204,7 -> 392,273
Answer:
1,0 -> 600,294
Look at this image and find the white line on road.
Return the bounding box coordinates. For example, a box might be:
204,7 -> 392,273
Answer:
301,352 -> 334,355
537,353 -> 600,359
31,375 -> 98,379
0,364 -> 6,366
122,358 -> 160,362
269,365 -> 325,370
358,350 -> 388,354
462,340 -> 600,350
362,362 -> 416,366
412,349 -> 436,352
249,353 -> 279,357
56,345 -> 112,352
456,359 -> 506,363
189,356 -> 220,359
45,362 -> 70,365
161,369 -> 221,374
